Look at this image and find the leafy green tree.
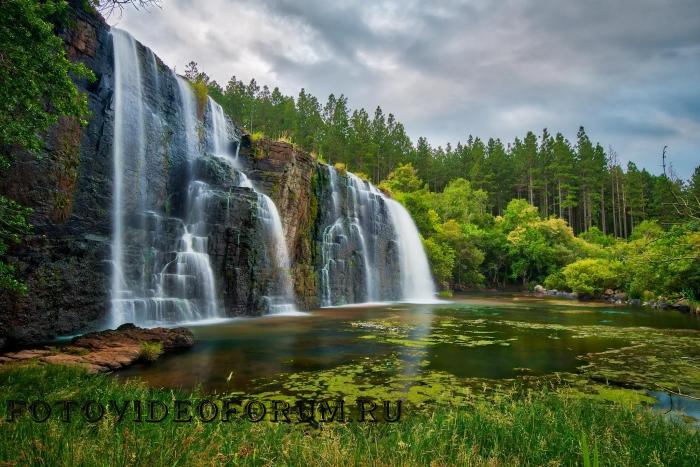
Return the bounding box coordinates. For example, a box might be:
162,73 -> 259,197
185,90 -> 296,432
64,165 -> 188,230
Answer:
435,220 -> 485,288
1,0 -> 92,292
624,222 -> 700,298
434,178 -> 489,226
560,258 -> 625,295
422,237 -> 455,290
379,163 -> 425,194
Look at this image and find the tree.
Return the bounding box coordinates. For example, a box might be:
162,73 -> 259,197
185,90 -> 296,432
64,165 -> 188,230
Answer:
434,178 -> 489,226
1,0 -> 92,292
92,0 -> 161,18
423,237 -> 455,290
379,163 -> 425,194
551,133 -> 576,224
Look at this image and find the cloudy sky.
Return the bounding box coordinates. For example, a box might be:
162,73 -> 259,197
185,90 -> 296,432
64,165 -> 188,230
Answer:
109,0 -> 700,177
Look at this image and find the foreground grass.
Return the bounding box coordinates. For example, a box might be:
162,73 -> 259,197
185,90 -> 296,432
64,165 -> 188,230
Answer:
0,364 -> 698,466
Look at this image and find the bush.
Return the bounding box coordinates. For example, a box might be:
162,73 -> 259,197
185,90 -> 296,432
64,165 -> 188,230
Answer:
579,226 -> 615,247
544,271 -> 568,291
561,259 -> 625,295
190,79 -> 208,120
334,162 -> 347,176
138,341 -> 163,363
423,237 -> 456,290
250,131 -> 265,143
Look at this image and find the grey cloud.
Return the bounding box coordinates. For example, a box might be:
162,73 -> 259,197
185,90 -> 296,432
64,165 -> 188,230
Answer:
111,0 -> 700,177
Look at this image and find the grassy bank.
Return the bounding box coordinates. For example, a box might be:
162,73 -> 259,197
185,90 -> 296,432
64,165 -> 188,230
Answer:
0,364 -> 698,466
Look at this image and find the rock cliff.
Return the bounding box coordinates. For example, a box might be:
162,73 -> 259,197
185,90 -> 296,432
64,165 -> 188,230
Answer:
0,2 -> 434,348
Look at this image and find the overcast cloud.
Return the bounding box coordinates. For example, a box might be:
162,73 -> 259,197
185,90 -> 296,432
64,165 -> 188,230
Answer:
109,0 -> 700,177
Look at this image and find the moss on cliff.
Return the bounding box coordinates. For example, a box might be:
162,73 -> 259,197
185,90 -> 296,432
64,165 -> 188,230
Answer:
51,116 -> 82,223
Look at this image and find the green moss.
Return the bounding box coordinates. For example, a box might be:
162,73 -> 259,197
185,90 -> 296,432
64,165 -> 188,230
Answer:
51,116 -> 82,222
189,79 -> 208,120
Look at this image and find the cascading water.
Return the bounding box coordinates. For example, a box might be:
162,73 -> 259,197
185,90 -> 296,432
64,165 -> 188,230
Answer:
110,29 -> 145,328
109,29 -> 221,326
109,27 -> 432,326
385,199 -> 437,301
319,165 -> 436,306
207,99 -> 298,313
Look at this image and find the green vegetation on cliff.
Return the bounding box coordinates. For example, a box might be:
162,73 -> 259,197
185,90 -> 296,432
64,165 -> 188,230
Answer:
0,0 -> 92,293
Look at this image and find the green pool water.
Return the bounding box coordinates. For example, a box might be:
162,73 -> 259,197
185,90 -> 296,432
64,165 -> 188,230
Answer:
117,293 -> 700,402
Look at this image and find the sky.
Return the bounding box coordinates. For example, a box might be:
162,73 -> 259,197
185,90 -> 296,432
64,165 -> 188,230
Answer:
108,0 -> 700,178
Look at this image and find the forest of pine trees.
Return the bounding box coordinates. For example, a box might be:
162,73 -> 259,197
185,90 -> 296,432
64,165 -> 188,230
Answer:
190,64 -> 699,237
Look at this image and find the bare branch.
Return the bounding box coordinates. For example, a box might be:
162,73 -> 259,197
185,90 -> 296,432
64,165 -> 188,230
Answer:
94,1 -> 162,20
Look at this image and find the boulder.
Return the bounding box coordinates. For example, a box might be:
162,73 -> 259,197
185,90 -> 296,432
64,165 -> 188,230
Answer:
0,325 -> 193,373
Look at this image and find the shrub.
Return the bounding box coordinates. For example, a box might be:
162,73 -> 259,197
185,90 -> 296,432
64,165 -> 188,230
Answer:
138,342 -> 163,363
561,259 -> 625,295
190,80 -> 208,120
423,237 -> 456,290
544,271 -> 568,291
250,131 -> 265,143
334,162 -> 347,176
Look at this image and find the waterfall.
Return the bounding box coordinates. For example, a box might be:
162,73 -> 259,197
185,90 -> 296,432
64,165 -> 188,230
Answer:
385,198 -> 437,301
175,76 -> 198,157
207,98 -> 297,314
347,173 -> 377,302
319,165 -> 436,306
109,29 -> 221,327
109,27 -> 433,324
110,29 -> 145,328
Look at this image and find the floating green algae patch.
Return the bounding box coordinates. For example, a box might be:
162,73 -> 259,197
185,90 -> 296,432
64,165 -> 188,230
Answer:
245,352 -> 504,405
579,335 -> 700,398
348,316 -> 517,348
344,314 -> 700,402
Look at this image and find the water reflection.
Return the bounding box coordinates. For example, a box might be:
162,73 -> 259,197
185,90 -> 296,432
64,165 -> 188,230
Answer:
116,294 -> 700,393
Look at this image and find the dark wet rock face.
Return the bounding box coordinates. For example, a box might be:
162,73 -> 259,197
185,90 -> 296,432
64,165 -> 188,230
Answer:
0,4 -> 114,347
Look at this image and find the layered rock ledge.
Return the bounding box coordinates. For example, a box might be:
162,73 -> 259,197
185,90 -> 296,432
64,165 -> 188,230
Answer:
0,324 -> 194,373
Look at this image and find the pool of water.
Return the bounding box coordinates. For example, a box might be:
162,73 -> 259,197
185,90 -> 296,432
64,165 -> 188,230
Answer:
117,293 -> 700,394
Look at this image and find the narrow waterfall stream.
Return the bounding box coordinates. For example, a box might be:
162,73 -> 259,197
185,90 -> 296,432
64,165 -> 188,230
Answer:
385,198 -> 437,301
207,99 -> 298,314
109,29 -> 145,327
